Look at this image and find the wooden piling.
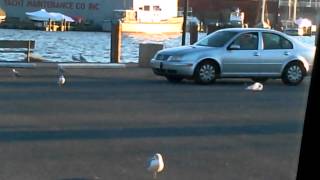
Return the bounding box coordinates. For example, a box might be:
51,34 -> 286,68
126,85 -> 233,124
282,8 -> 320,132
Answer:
60,19 -> 66,31
48,18 -> 52,31
67,22 -> 70,31
110,20 -> 122,63
60,20 -> 64,31
189,22 -> 198,45
316,24 -> 319,46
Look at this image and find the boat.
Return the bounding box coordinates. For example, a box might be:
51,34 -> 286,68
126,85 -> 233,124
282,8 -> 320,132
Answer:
112,0 -> 183,34
25,9 -> 74,31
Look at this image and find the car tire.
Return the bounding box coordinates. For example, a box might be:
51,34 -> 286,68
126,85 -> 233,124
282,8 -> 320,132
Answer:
251,78 -> 268,83
194,61 -> 218,84
282,62 -> 305,86
166,76 -> 183,83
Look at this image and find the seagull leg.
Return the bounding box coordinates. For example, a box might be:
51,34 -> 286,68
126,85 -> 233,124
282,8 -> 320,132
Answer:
153,172 -> 157,179
12,68 -> 21,78
57,66 -> 64,76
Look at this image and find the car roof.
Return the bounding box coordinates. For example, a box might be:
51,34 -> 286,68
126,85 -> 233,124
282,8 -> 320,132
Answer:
218,28 -> 280,33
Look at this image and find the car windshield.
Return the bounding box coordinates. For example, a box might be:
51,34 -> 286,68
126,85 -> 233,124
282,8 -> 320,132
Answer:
195,31 -> 238,47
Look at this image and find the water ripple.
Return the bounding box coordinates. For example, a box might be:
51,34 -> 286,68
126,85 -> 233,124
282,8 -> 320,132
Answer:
0,29 -> 315,63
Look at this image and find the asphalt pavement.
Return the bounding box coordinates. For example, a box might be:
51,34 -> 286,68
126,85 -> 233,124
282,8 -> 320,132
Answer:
0,65 -> 310,180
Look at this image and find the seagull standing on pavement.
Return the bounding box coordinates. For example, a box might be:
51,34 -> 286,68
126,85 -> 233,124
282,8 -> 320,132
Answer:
246,82 -> 263,91
12,68 -> 21,77
58,74 -> 65,87
147,153 -> 164,179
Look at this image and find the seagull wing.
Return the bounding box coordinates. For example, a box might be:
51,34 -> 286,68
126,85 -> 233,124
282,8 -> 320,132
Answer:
79,54 -> 87,62
72,54 -> 80,61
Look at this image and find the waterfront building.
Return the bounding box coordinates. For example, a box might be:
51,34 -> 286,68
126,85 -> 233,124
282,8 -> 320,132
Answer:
1,0 -> 319,31
0,0 -> 179,31
1,0 -> 132,29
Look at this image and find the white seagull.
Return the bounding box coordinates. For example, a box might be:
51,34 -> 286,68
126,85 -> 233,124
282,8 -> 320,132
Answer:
58,74 -> 66,86
147,153 -> 164,179
12,68 -> 21,77
246,82 -> 263,91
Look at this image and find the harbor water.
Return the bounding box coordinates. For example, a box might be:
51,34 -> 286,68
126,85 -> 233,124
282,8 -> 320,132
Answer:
0,28 -> 316,63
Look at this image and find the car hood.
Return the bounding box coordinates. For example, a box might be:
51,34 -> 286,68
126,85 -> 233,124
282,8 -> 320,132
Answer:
158,45 -> 215,56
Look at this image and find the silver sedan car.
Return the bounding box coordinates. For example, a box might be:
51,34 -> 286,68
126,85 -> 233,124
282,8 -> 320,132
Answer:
150,28 -> 315,85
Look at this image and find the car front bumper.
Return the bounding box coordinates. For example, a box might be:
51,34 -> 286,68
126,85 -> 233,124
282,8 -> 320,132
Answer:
150,60 -> 195,77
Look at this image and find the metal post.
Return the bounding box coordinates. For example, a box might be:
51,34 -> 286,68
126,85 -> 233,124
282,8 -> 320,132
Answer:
275,0 -> 281,30
110,20 -> 122,63
181,0 -> 188,46
261,0 -> 266,23
189,22 -> 198,45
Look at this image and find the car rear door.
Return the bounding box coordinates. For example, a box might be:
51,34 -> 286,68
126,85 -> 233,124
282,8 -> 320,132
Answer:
258,32 -> 294,75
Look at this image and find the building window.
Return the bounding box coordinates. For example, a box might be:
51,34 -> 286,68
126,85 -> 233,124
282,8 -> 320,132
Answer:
153,6 -> 161,11
144,5 -> 150,11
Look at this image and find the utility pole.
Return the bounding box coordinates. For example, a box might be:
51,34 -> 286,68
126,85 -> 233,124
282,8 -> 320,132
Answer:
293,0 -> 297,22
261,0 -> 266,23
181,0 -> 188,46
275,0 -> 281,30
288,0 -> 292,21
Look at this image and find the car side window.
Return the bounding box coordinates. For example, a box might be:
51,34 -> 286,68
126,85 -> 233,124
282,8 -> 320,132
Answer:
231,32 -> 258,50
262,33 -> 293,50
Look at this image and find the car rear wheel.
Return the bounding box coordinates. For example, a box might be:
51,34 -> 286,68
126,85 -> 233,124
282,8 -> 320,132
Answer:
166,76 -> 183,83
195,61 -> 218,84
282,62 -> 305,86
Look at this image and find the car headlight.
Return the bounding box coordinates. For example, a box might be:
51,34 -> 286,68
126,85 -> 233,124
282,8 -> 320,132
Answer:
168,55 -> 183,62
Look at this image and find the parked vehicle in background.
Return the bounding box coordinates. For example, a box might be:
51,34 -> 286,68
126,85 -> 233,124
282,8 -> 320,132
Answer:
150,28 -> 316,85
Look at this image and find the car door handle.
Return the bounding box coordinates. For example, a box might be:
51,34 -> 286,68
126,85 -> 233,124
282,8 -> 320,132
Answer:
254,52 -> 260,56
284,51 -> 290,56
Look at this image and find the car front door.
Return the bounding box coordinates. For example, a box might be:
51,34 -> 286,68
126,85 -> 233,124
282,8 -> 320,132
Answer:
221,32 -> 261,77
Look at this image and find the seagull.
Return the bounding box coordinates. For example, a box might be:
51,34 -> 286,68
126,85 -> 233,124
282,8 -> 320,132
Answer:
147,153 -> 164,179
72,53 -> 87,62
246,82 -> 263,91
58,74 -> 66,86
12,68 -> 21,77
79,53 -> 87,62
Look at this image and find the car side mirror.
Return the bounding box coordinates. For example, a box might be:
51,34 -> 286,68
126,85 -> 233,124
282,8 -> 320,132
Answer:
228,44 -> 241,50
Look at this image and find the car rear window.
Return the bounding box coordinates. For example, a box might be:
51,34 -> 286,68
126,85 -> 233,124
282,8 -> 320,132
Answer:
262,32 -> 293,49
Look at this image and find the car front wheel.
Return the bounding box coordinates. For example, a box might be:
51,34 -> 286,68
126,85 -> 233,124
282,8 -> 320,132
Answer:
282,62 -> 305,86
194,61 -> 218,84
